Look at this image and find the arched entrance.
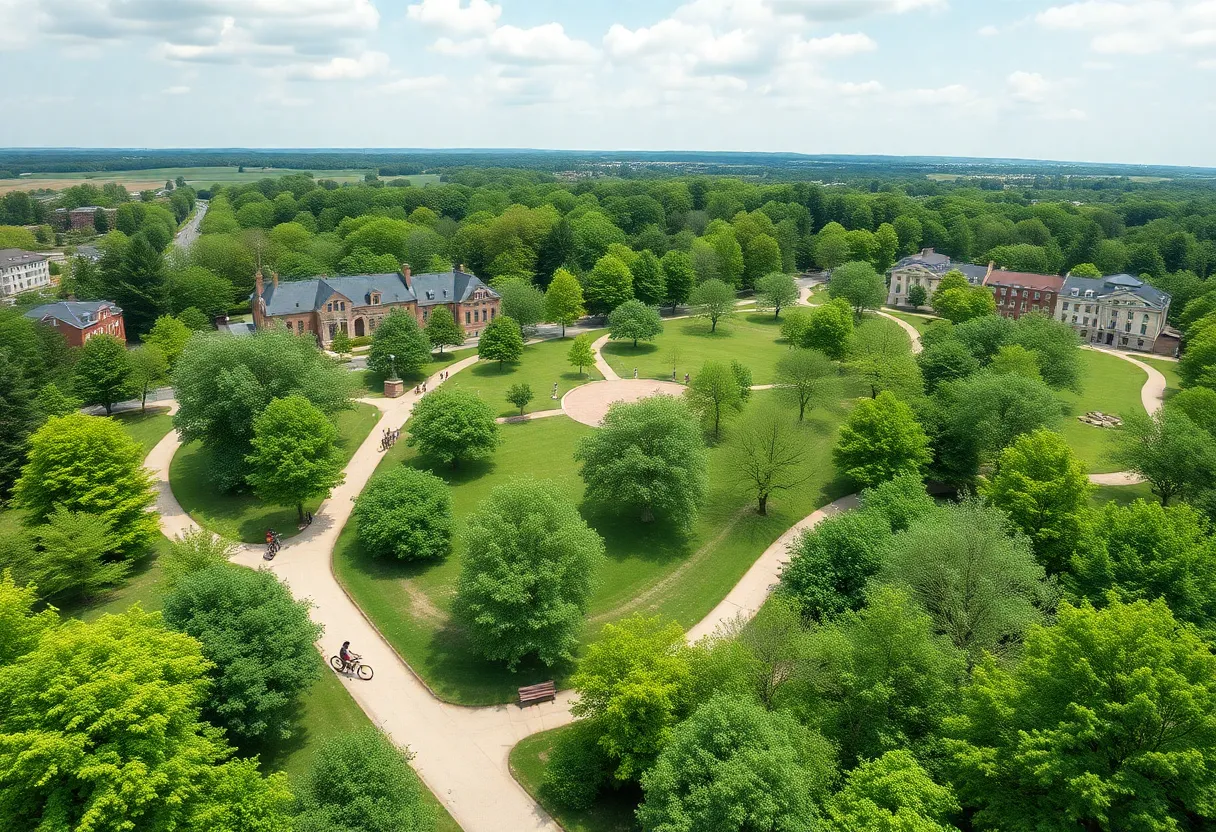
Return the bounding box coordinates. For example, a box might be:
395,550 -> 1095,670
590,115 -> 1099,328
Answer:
354,318 -> 365,337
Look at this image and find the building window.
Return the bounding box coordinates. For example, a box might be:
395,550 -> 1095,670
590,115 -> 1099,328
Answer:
1138,339 -> 1145,348
1034,292 -> 1041,300
465,310 -> 470,324
1142,313 -> 1150,322
1000,287 -> 1007,296
1082,317 -> 1088,325
1140,323 -> 1147,335
326,302 -> 332,312
491,307 -> 496,320
1121,337 -> 1128,346
1062,302 -> 1069,311
1125,322 -> 1132,332
370,293 -> 380,305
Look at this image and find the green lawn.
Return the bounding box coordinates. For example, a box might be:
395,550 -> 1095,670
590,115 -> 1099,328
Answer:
1089,481 -> 1156,508
510,726 -> 640,832
112,408 -> 175,454
359,347 -> 479,396
169,402 -> 381,543
1055,350 -> 1149,473
333,385 -> 857,704
883,310 -> 937,334
602,315 -> 790,384
446,333 -> 605,418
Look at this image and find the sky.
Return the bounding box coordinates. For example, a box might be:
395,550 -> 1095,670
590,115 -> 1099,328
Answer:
1,0 -> 1214,166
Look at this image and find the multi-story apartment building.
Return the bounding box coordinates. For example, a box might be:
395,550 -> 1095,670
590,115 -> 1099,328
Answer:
49,206 -> 119,232
1054,273 -> 1176,354
252,265 -> 501,346
983,269 -> 1065,320
886,248 -> 990,307
24,300 -> 126,346
0,249 -> 51,297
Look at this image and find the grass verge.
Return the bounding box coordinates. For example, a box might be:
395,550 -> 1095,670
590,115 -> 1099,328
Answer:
112,408 -> 175,454
445,332 -> 605,417
1055,350 -> 1148,473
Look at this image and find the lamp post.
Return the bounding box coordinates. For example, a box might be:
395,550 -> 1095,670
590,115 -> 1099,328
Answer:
389,353 -> 397,381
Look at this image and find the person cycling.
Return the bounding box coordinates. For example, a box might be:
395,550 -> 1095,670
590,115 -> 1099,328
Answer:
339,640 -> 359,672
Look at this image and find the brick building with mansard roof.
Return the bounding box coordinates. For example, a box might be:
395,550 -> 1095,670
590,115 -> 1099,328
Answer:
251,264 -> 500,346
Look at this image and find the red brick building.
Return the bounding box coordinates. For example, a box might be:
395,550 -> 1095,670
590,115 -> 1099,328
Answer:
983,269 -> 1065,320
24,300 -> 126,346
49,207 -> 118,232
252,265 -> 501,346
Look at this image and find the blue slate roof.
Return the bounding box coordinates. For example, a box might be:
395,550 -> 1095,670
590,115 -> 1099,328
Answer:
1060,273 -> 1170,309
24,300 -> 120,328
256,269 -> 497,316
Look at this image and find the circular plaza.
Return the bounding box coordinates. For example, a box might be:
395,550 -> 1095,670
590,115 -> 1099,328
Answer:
560,379 -> 687,426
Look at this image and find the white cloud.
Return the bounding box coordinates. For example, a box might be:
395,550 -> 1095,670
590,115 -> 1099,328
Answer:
770,0 -> 946,21
430,36 -> 483,57
909,84 -> 976,105
1036,0 -> 1216,55
296,50 -> 390,80
1008,70 -> 1051,103
406,0 -> 501,37
164,85 -> 191,94
979,24 -> 999,36
784,32 -> 878,60
379,75 -> 448,92
837,79 -> 884,94
485,23 -> 597,65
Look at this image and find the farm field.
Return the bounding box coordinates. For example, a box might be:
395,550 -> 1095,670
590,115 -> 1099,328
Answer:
2,166 -> 440,194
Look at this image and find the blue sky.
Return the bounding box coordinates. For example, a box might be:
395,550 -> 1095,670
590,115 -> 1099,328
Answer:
1,0 -> 1213,166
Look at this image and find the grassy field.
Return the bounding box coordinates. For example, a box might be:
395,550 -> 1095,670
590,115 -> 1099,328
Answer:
4,167 -> 441,195
1089,481 -> 1156,508
169,402 -> 380,543
602,314 -> 790,384
510,727 -> 640,832
112,408 -> 175,454
1055,350 -> 1148,473
446,333 -> 605,417
358,347 -> 478,396
333,382 -> 857,704
1139,355 -> 1182,400
883,309 -> 937,334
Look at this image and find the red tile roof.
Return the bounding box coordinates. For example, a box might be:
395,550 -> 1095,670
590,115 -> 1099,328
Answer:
983,270 -> 1064,293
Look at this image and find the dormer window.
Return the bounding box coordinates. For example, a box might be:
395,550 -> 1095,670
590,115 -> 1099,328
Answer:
426,290 -> 435,300
370,292 -> 381,306
1084,290 -> 1094,298
1071,288 -> 1079,297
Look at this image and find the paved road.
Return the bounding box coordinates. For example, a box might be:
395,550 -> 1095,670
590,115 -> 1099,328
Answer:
175,200 -> 208,248
141,289 -> 1166,832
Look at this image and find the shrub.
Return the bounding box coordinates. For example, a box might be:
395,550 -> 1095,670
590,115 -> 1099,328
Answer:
353,467 -> 453,561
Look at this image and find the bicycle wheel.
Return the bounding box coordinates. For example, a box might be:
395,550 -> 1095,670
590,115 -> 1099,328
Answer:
356,663 -> 374,680
328,656 -> 344,672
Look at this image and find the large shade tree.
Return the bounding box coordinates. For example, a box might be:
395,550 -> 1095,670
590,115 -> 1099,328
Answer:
245,395 -> 345,525
407,387 -> 500,468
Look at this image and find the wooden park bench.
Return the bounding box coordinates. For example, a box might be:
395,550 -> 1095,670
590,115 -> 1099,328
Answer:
518,680 -> 556,707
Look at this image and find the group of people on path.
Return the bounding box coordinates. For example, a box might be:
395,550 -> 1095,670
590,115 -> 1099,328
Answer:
379,427 -> 401,452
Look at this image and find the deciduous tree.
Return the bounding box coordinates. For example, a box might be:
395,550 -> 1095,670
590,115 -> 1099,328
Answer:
729,405 -> 809,514
917,339 -> 980,393
128,343 -> 169,412
660,249 -> 695,311
801,298 -> 854,358
245,395 -> 345,524
686,360 -> 743,436
754,271 -> 799,319
543,267 -> 585,336
506,382 -> 534,415
164,563 -> 322,744
73,333 -> 133,415
906,283 -> 928,309
0,352 -> 36,499
630,249 -> 666,306
775,348 -> 836,421
575,395 -> 707,528
496,278 -> 546,334
829,260 -> 886,317
477,314 -> 524,368
368,308 -> 432,379
145,314 -> 193,367
689,278 -> 735,332
834,391 -> 931,488
353,467 -> 452,561
455,477 -> 605,668
584,253 -> 634,315
14,413 -> 157,557
607,299 -> 663,348
946,599 -> 1216,832
424,304 -> 465,354
567,333 -> 595,376
407,387 -> 499,468
15,508 -> 127,602
780,509 -> 894,621
847,318 -> 922,400
1110,406 -> 1216,506
824,751 -> 961,832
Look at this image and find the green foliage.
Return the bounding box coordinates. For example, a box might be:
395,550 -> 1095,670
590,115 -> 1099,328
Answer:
167,266 -> 233,318
906,283 -> 928,309
1180,326 -> 1216,389
455,477 -> 605,668
496,277 -> 547,332
834,391 -> 931,488
0,571 -> 57,666
163,527 -> 238,588
779,307 -> 811,344
246,395 -> 345,523
329,329 -> 352,354
1069,499 -> 1216,639
1110,406 -> 1216,506
294,727 -> 435,832
73,333 -> 133,414
173,329 -> 351,490
754,272 -> 799,319
917,339 -> 980,393
743,235 -> 783,288
631,249 -> 666,306
177,306 -> 212,332
878,500 -> 1050,663
1009,312 -> 1081,391
12,507 -> 128,602
105,232 -> 168,337
406,387 -> 500,468
0,351 -> 36,499
575,394 -> 707,529
829,260 -> 886,316
477,314 -> 525,368
931,283 -> 996,324
368,308 -> 432,379
660,249 -> 696,308
824,750 -> 961,832
801,297 -> 854,359
543,268 -> 586,335
686,360 -> 744,436
14,413 -> 157,557
571,615 -> 693,782
424,304 -> 465,353
566,333 -> 595,376
780,508 -> 894,621
797,586 -> 964,768
847,318 -> 923,401
32,381 -> 82,422
727,406 -> 808,515
607,299 -> 664,348
128,343 -> 169,409
353,467 -> 453,561
505,382 -> 534,415
1069,262 -> 1102,277
585,253 -> 634,315
688,278 -> 736,332
145,313 -> 193,366
945,599 -> 1216,832
637,695 -> 837,832
164,564 -> 321,744
0,607 -> 292,831
539,719 -> 613,811
981,429 -> 1093,574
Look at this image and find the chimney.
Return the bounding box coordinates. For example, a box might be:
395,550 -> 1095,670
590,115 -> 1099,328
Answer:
457,263 -> 464,274
400,263 -> 411,289
922,247 -> 934,255
255,268 -> 264,298
272,271 -> 279,289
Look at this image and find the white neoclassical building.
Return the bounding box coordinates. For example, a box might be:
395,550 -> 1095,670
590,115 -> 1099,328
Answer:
1054,273 -> 1177,354
886,248 -> 991,308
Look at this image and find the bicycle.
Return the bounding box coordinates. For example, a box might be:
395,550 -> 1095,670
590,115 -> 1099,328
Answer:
329,654 -> 374,680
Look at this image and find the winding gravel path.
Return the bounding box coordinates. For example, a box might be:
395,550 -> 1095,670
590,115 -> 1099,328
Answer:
142,292 -> 1164,831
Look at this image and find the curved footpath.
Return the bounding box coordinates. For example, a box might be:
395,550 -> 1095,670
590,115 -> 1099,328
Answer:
142,298 -> 1164,832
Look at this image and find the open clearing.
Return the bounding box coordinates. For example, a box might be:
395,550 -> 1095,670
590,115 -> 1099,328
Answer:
3,167 -> 440,194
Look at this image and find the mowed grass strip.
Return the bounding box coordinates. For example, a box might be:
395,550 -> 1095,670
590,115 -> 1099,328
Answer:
1055,349 -> 1150,473
170,402 -> 381,543
445,332 -> 605,417
112,408 -> 176,454
602,315 -> 790,384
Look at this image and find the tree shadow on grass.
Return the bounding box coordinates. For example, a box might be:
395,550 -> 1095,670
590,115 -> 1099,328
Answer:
404,454 -> 497,488
744,312 -> 783,327
678,320 -> 733,337
424,619 -> 577,702
600,341 -> 660,360
581,503 -> 695,567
